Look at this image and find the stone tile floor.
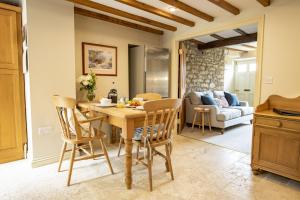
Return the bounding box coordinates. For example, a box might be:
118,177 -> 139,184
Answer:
0,134 -> 299,200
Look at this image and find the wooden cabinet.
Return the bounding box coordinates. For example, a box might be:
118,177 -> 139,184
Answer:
251,95 -> 300,181
0,3 -> 26,163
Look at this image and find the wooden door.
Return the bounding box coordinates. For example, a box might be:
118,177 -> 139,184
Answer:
0,6 -> 25,163
253,126 -> 300,177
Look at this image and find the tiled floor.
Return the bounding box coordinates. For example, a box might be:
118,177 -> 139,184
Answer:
0,134 -> 300,200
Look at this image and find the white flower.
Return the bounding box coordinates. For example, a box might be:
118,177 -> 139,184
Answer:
77,75 -> 86,83
86,74 -> 92,81
82,80 -> 89,86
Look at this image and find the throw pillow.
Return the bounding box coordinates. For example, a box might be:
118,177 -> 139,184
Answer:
214,98 -> 222,107
219,96 -> 229,107
224,92 -> 240,106
189,92 -> 203,105
201,95 -> 217,105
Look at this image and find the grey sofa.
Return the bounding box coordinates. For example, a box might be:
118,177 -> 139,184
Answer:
185,91 -> 253,133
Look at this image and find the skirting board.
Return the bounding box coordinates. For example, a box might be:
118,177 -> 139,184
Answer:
31,151 -> 79,168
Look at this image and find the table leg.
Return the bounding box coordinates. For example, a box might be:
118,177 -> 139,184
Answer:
124,138 -> 133,189
123,118 -> 134,189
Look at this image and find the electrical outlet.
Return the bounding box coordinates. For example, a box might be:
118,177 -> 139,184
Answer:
38,126 -> 54,135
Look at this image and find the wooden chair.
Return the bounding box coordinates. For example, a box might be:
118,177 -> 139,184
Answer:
52,95 -> 114,186
135,93 -> 162,101
117,92 -> 162,156
125,99 -> 181,191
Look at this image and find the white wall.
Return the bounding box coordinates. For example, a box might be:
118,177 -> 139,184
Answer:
26,0 -> 75,167
75,15 -> 162,101
163,0 -> 300,102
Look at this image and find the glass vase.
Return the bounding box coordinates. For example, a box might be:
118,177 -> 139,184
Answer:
86,90 -> 95,102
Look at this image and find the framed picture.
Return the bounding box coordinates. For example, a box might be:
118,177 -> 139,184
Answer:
82,42 -> 117,76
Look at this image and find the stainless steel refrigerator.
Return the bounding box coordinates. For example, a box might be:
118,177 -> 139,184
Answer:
129,45 -> 170,99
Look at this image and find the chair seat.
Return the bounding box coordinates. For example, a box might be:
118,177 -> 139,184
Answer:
133,125 -> 161,141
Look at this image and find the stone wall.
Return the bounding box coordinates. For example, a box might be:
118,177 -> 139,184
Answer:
184,41 -> 225,93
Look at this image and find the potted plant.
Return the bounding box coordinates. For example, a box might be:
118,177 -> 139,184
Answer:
78,71 -> 96,101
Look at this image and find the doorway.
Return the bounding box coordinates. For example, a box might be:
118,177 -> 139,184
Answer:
177,22 -> 260,154
234,58 -> 257,106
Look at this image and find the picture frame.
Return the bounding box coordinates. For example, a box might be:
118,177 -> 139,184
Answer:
82,42 -> 117,76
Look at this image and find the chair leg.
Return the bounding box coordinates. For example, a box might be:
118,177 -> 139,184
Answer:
89,141 -> 95,159
99,138 -> 114,174
67,144 -> 76,186
58,142 -> 67,172
202,112 -> 205,133
192,111 -> 197,130
166,144 -> 174,180
117,137 -> 124,157
136,144 -> 140,164
147,147 -> 153,191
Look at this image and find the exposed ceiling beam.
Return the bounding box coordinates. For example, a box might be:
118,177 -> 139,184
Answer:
198,33 -> 257,50
234,28 -> 247,35
159,0 -> 214,22
210,34 -> 224,40
74,7 -> 163,35
66,0 -> 177,31
189,39 -> 205,45
116,0 -> 195,27
207,0 -> 240,15
257,0 -> 270,7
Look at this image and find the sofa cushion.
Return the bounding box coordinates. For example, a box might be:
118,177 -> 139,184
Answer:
216,108 -> 241,121
231,106 -> 254,116
201,95 -> 217,105
189,91 -> 213,105
214,90 -> 225,98
224,92 -> 240,106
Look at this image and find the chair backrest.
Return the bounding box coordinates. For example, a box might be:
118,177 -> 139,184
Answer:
136,93 -> 162,101
52,95 -> 83,140
142,99 -> 181,143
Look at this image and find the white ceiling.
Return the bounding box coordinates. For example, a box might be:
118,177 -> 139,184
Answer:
194,23 -> 257,42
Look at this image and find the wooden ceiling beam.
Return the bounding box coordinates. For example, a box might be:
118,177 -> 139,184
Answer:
188,39 -> 205,45
207,0 -> 240,15
74,7 -> 163,35
198,33 -> 257,50
159,0 -> 214,22
116,0 -> 195,27
66,0 -> 177,31
234,28 -> 247,35
257,0 -> 270,7
210,34 -> 224,40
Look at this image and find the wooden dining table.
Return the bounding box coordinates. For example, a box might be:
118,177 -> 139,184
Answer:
78,102 -> 147,189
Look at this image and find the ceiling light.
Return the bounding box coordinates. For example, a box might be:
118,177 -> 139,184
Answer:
168,7 -> 176,12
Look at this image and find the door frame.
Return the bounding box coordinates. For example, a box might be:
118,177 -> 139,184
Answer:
172,16 -> 265,107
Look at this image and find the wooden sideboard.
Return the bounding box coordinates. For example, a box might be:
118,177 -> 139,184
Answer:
251,95 -> 300,181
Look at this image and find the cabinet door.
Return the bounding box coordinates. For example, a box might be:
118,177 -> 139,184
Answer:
0,69 -> 24,163
253,126 -> 300,177
0,8 -> 18,70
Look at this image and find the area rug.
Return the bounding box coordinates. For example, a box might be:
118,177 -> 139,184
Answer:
180,123 -> 252,154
